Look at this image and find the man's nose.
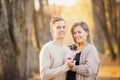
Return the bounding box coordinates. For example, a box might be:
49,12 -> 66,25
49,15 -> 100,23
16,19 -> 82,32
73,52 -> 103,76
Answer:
60,28 -> 65,31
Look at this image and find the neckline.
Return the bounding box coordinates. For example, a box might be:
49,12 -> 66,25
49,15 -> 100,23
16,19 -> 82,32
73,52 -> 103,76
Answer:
77,43 -> 90,52
51,41 -> 64,47
76,51 -> 81,54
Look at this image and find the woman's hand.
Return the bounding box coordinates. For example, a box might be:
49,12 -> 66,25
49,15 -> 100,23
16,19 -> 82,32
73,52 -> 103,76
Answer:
66,59 -> 75,69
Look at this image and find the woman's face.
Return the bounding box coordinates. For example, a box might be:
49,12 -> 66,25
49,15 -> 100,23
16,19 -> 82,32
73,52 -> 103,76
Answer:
73,26 -> 88,43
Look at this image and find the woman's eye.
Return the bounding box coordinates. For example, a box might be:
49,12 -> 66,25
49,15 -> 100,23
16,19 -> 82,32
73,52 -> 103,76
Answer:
78,31 -> 81,33
56,26 -> 61,29
73,32 -> 76,35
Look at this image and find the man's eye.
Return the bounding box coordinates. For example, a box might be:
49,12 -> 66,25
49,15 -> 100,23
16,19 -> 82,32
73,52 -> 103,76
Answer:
63,26 -> 66,28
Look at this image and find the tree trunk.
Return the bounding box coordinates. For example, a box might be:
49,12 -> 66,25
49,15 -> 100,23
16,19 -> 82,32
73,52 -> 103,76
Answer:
92,0 -> 116,60
0,0 -> 52,80
0,0 -> 20,79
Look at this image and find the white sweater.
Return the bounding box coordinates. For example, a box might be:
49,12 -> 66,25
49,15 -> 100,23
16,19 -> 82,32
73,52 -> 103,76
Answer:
39,41 -> 70,80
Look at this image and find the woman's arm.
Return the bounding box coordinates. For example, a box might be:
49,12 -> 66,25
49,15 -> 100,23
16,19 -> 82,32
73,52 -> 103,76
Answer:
71,46 -> 100,76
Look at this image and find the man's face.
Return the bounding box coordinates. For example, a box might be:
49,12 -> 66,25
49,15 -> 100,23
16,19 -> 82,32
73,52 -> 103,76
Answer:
51,21 -> 66,39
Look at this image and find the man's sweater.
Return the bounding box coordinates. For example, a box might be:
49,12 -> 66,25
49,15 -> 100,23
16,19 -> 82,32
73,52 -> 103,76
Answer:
39,41 -> 70,80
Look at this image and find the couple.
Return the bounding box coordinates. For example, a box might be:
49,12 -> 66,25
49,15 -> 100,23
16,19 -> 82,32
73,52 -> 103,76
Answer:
39,17 -> 100,80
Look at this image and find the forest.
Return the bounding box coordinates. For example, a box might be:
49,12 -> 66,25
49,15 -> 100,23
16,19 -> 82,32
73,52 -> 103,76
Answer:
0,0 -> 120,80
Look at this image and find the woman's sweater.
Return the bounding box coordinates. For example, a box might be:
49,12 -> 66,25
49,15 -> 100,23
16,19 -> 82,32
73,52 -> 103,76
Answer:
71,43 -> 100,80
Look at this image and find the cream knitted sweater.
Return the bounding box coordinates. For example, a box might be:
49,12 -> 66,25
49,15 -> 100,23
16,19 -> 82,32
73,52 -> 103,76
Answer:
71,43 -> 100,80
39,41 -> 70,80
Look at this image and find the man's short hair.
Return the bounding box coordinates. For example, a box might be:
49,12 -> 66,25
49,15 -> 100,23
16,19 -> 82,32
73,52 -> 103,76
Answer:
50,17 -> 65,29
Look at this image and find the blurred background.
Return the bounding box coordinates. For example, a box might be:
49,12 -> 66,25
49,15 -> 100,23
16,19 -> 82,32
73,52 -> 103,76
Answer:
0,0 -> 120,80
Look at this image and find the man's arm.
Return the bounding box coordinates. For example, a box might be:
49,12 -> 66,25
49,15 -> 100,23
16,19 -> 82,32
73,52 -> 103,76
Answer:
39,45 -> 70,80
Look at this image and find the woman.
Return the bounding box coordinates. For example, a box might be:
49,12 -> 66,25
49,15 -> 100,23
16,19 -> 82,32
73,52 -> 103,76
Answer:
70,21 -> 100,80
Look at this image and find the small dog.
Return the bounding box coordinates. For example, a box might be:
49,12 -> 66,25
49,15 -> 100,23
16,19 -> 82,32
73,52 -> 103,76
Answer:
64,44 -> 77,62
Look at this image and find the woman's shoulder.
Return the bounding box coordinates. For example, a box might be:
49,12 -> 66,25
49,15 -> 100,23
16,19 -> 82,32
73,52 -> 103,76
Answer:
83,43 -> 97,54
87,43 -> 97,50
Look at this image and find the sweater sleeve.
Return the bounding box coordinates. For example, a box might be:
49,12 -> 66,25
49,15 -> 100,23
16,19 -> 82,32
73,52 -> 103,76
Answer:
71,46 -> 100,76
39,45 -> 70,80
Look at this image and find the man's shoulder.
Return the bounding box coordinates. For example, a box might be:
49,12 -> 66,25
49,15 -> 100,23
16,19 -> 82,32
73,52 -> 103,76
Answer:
63,45 -> 69,51
42,41 -> 53,48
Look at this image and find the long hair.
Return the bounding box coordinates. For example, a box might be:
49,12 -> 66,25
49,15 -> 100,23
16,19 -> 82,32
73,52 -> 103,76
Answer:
71,21 -> 93,44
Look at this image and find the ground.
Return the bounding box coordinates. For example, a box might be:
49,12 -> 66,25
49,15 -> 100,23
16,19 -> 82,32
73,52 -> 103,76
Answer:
29,53 -> 120,80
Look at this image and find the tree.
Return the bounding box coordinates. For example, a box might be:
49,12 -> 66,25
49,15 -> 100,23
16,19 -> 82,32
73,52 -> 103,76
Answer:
92,0 -> 120,60
0,0 -> 52,79
0,0 -> 36,79
0,0 -> 20,79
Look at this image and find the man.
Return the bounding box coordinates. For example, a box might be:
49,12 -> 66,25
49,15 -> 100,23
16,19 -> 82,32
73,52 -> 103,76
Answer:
39,17 -> 73,80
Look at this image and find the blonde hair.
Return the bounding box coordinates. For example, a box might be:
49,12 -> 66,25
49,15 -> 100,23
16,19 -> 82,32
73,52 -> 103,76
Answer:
50,17 -> 65,29
71,21 -> 93,44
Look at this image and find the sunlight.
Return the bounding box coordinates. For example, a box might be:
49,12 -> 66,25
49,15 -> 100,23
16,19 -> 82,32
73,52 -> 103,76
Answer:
34,0 -> 40,11
64,0 -> 78,7
48,0 -> 77,7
